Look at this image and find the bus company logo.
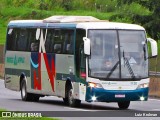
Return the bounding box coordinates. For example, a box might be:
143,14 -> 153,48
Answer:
118,86 -> 122,90
6,55 -> 25,65
2,112 -> 12,117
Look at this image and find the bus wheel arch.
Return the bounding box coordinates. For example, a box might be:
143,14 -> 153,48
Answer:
64,79 -> 81,107
63,79 -> 72,105
20,74 -> 40,102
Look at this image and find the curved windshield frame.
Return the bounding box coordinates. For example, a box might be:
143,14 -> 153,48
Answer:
88,29 -> 148,80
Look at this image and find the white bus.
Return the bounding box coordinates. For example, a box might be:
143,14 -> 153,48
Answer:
4,16 -> 157,109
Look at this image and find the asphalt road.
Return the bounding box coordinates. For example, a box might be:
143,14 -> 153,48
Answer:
0,79 -> 160,120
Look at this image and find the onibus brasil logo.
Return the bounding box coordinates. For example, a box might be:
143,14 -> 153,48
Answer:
1,112 -> 42,118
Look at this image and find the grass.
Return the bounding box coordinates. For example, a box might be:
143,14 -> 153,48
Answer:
0,109 -> 6,111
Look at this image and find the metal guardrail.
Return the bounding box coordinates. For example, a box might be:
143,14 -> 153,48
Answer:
149,71 -> 160,76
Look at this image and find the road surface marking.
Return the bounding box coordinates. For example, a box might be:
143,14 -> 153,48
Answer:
152,109 -> 160,111
64,107 -> 89,111
63,107 -> 106,111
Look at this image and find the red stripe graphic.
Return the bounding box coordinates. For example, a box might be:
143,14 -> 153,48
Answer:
43,53 -> 56,92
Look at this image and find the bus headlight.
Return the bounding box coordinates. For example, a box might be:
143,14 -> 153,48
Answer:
88,82 -> 103,88
137,83 -> 149,89
91,96 -> 97,101
140,96 -> 145,101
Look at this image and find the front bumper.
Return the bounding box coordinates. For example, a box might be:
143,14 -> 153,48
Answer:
86,87 -> 149,102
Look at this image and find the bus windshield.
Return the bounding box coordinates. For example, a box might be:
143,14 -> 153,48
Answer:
88,30 -> 148,80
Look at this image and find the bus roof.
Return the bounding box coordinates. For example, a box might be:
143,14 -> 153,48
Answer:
43,15 -> 100,23
76,22 -> 145,30
8,20 -> 77,28
8,16 -> 145,30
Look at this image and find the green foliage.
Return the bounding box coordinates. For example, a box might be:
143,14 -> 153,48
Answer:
119,0 -> 160,40
0,0 -> 159,72
0,0 -> 159,44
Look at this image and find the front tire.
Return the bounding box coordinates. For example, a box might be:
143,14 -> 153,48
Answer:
63,98 -> 68,105
68,87 -> 81,107
118,101 -> 130,109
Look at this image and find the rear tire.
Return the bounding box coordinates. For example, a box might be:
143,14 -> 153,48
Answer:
32,95 -> 40,102
21,80 -> 32,101
118,101 -> 130,109
20,80 -> 39,102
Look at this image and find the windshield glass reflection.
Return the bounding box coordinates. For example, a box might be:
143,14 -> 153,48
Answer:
88,30 -> 119,79
88,30 -> 148,80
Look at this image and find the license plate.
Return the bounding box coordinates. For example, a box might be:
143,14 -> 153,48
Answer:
115,94 -> 125,98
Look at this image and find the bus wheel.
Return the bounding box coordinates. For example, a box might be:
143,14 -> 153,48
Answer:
32,95 -> 40,102
118,101 -> 130,109
68,88 -> 81,107
20,80 -> 32,101
63,98 -> 68,105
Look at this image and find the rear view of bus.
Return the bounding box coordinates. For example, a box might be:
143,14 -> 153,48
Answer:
4,16 -> 157,109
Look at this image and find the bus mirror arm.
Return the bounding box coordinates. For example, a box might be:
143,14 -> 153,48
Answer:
83,37 -> 91,56
143,44 -> 157,60
147,38 -> 158,58
148,55 -> 157,59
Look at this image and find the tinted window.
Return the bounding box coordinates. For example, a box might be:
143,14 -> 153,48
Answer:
6,28 -> 39,52
45,29 -> 74,54
16,29 -> 28,51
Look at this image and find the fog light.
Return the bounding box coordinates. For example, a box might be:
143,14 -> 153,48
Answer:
92,96 -> 97,101
140,96 -> 145,101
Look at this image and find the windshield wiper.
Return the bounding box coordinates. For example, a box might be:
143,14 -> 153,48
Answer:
123,52 -> 135,80
106,61 -> 119,78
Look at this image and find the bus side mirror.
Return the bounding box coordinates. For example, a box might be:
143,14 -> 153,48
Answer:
83,37 -> 90,55
147,38 -> 158,58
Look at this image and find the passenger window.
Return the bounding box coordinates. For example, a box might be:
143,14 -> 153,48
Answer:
7,28 -> 16,50
62,30 -> 74,54
26,29 -> 39,52
17,29 -> 28,51
54,44 -> 62,53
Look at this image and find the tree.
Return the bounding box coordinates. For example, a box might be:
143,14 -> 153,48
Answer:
119,0 -> 160,40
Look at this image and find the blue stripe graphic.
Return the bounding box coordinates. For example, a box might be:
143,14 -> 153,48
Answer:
30,57 -> 39,68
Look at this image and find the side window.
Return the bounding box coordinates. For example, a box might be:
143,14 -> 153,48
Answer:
45,29 -> 54,53
6,28 -> 39,52
44,29 -> 75,54
53,29 -> 63,54
29,29 -> 39,52
75,29 -> 86,78
16,29 -> 28,51
7,28 -> 29,51
62,30 -> 74,54
7,28 -> 16,50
